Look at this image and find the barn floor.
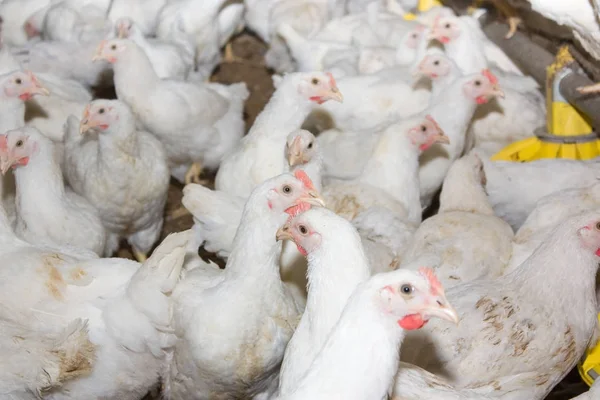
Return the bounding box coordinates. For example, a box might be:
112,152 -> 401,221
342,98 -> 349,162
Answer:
136,30 -> 589,400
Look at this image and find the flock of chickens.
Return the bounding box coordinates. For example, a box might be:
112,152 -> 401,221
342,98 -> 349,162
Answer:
1,0 -> 600,399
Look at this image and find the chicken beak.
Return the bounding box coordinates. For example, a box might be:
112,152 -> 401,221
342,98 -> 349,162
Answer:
287,137 -> 304,167
92,41 -> 106,62
422,295 -> 459,325
276,224 -> 294,242
326,86 -> 343,103
433,133 -> 450,145
79,119 -> 92,134
299,190 -> 326,208
0,155 -> 13,175
491,85 -> 505,99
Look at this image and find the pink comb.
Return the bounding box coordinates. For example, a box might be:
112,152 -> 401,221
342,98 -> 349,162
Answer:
294,170 -> 315,191
418,267 -> 443,296
482,69 -> 498,85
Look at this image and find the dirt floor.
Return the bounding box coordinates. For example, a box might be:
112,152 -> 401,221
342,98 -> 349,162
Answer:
133,30 -> 589,399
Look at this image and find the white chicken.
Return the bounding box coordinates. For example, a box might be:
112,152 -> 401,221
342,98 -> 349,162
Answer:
0,127 -> 106,255
0,217 -> 191,399
276,207 -> 371,395
166,173 -> 324,399
401,153 -> 514,288
156,0 -> 244,79
324,114 -> 449,225
93,38 -> 249,185
401,211 -> 600,399
419,71 -> 505,208
62,100 -> 170,262
278,265 -> 459,400
114,17 -> 193,80
215,71 -> 342,199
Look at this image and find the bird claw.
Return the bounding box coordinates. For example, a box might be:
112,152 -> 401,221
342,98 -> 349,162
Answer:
132,248 -> 148,263
504,16 -> 521,39
184,162 -> 207,186
223,42 -> 244,64
169,206 -> 191,220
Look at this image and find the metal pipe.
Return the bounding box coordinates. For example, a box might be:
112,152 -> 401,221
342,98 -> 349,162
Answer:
482,22 -> 553,86
482,21 -> 600,131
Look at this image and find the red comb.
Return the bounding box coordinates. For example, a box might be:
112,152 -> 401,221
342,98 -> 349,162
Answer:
418,267 -> 443,296
482,69 -> 498,85
294,169 -> 315,191
0,135 -> 7,151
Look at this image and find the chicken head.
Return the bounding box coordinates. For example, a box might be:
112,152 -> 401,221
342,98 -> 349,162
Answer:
263,170 -> 325,218
578,220 -> 600,257
79,100 -> 120,134
92,39 -> 127,63
429,15 -> 461,44
285,129 -> 318,168
407,115 -> 450,152
405,25 -> 426,50
1,70 -> 49,101
375,267 -> 459,330
462,70 -> 505,104
415,53 -> 453,80
297,72 -> 343,105
0,128 -> 38,174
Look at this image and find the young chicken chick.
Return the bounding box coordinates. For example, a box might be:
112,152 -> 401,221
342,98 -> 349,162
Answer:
277,207 -> 371,396
63,100 -> 171,261
93,38 -> 249,185
168,172 -> 325,399
278,265 -> 458,400
0,127 -> 106,255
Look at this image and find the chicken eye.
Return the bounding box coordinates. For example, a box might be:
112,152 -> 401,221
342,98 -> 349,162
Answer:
595,222 -> 600,231
421,125 -> 427,132
298,225 -> 308,235
411,33 -> 418,38
111,44 -> 117,50
433,60 -> 440,66
98,108 -> 105,114
15,78 -> 22,85
400,284 -> 412,295
15,140 -> 23,147
445,23 -> 451,29
474,80 -> 481,86
282,185 -> 292,194
311,78 -> 319,85
307,142 -> 313,149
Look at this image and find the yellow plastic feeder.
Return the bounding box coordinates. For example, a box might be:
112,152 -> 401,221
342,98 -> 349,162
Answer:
403,0 -> 443,20
578,315 -> 600,387
492,46 -> 600,162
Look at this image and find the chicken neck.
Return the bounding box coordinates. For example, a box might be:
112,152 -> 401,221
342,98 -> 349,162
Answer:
112,43 -> 160,106
358,122 -> 422,224
224,202 -> 288,290
0,99 -> 25,133
246,80 -> 314,141
288,285 -> 403,399
14,137 -> 67,222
